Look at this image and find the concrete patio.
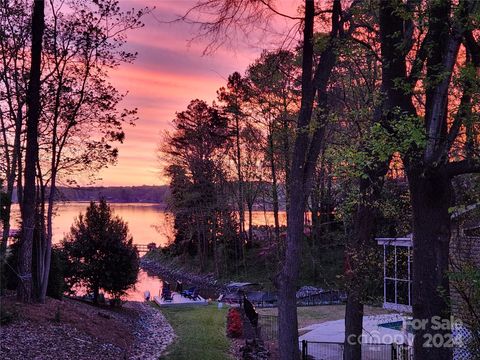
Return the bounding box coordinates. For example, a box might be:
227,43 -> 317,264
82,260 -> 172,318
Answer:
298,314 -> 412,360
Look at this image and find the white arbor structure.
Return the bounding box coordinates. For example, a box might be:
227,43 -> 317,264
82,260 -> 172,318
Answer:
376,235 -> 413,313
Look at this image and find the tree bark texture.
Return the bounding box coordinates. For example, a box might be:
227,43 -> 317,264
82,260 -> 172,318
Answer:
408,168 -> 453,360
17,0 -> 45,303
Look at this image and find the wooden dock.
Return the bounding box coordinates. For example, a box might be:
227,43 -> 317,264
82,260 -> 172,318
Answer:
154,293 -> 209,307
135,244 -> 154,253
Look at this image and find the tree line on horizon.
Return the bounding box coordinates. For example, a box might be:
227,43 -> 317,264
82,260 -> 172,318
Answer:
8,185 -> 171,204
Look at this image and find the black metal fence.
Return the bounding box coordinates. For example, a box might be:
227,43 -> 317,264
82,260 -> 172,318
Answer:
392,343 -> 414,360
300,341 -> 345,360
258,314 -> 278,341
258,314 -> 414,359
296,290 -> 347,306
299,340 -> 413,360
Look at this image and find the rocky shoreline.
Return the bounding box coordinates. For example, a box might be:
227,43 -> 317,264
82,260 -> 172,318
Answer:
140,257 -> 225,298
127,302 -> 175,359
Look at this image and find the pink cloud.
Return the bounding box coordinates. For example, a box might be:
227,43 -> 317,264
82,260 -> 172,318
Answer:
94,0 -> 301,186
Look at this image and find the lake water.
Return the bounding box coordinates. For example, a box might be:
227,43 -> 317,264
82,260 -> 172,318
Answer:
10,202 -> 174,246
10,202 -> 286,246
9,202 -> 286,300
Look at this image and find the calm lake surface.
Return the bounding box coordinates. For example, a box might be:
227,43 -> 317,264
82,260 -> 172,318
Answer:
10,202 -> 286,300
11,202 -> 286,246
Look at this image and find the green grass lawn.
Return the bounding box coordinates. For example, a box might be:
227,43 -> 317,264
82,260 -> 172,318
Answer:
157,303 -> 231,360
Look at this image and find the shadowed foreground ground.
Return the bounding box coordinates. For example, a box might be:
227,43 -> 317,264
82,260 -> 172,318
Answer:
0,292 -> 174,359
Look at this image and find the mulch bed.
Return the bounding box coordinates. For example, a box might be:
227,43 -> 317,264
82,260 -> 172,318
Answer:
0,292 -> 174,360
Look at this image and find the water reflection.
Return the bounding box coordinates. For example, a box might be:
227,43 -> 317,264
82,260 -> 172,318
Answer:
126,270 -> 163,301
10,202 -> 174,246
10,202 -> 286,246
9,202 -> 286,301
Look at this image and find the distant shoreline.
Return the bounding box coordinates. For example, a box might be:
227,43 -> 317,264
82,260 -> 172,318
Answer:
10,185 -> 170,204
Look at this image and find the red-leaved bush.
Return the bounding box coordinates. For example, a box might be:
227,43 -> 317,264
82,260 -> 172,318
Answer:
226,307 -> 243,338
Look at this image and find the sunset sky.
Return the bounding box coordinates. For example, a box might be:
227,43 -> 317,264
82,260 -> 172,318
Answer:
95,0 -> 299,186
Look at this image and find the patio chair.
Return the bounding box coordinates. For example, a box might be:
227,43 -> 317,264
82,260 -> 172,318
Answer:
190,288 -> 199,301
181,286 -> 196,298
162,287 -> 173,302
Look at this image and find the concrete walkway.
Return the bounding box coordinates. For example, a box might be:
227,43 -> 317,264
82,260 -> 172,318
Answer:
298,314 -> 412,360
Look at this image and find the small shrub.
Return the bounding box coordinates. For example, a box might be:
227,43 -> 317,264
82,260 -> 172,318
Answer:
0,305 -> 18,325
4,239 -> 68,299
47,247 -> 69,299
109,297 -> 123,307
226,307 -> 243,338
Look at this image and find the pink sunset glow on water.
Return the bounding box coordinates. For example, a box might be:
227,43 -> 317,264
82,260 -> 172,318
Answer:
10,202 -> 286,246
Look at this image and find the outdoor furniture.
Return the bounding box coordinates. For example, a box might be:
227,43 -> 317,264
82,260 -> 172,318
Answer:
161,288 -> 173,302
189,288 -> 199,300
182,287 -> 198,300
162,281 -> 173,302
220,282 -> 263,305
181,286 -> 194,297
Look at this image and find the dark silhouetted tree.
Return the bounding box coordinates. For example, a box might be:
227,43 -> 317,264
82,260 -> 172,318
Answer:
163,99 -> 236,274
17,0 -> 45,303
62,199 -> 139,304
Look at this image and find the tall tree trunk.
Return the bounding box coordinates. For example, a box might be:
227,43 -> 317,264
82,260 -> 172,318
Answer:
310,169 -> 321,247
276,1 -> 341,357
278,195 -> 305,360
322,162 -> 333,233
344,292 -> 364,360
1,106 -> 22,256
247,203 -> 253,243
235,113 -> 245,237
277,2 -> 316,359
1,190 -> 13,256
39,187 -> 54,302
17,144 -> 23,211
234,112 -> 247,271
212,217 -> 219,277
281,111 -> 290,217
343,177 -> 382,360
408,167 -> 452,360
268,131 -> 281,248
17,0 -> 45,303
36,177 -> 54,303
1,179 -> 14,256
37,129 -> 59,302
310,176 -> 321,282
35,181 -> 46,299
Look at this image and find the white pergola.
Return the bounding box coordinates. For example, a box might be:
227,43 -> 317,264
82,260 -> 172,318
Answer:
376,235 -> 413,313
